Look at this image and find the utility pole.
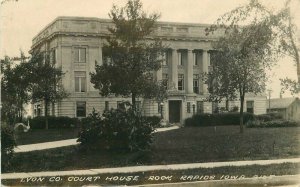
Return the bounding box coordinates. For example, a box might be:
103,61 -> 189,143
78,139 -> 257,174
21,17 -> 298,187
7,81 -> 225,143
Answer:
267,89 -> 272,113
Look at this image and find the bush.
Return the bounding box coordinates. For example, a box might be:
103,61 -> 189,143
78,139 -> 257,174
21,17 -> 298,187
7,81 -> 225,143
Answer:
184,112 -> 255,127
1,124 -> 16,172
144,116 -> 161,128
255,113 -> 283,122
247,119 -> 299,128
78,108 -> 155,151
29,116 -> 78,129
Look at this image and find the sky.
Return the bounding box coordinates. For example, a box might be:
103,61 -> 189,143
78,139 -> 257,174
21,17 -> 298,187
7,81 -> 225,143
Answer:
0,0 -> 299,98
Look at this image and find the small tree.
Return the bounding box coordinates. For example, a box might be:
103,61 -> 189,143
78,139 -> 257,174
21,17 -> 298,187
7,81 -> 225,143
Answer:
206,1 -> 285,133
1,54 -> 31,125
30,51 -> 68,129
90,0 -> 166,111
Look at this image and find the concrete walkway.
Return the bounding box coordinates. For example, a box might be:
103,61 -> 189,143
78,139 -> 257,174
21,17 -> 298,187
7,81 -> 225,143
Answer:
2,157 -> 300,179
14,126 -> 179,153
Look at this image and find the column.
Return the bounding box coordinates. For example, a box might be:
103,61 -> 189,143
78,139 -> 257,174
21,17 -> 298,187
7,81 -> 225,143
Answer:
186,49 -> 193,94
202,50 -> 209,94
170,49 -> 178,90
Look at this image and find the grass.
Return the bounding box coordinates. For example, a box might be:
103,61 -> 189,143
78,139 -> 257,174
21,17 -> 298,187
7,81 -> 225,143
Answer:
14,128 -> 79,145
2,163 -> 300,186
4,126 -> 300,173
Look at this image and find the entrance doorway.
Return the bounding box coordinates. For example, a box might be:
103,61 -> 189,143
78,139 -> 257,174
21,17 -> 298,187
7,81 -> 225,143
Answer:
169,100 -> 181,123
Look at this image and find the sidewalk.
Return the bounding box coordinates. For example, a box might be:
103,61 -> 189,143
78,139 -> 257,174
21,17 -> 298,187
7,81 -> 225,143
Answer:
14,126 -> 179,153
2,157 -> 300,179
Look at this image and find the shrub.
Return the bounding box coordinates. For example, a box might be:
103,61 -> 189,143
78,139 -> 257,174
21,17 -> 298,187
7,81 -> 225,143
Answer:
184,112 -> 255,127
1,124 -> 16,172
144,116 -> 162,128
29,116 -> 78,129
78,108 -> 155,151
247,119 -> 299,128
255,113 -> 283,122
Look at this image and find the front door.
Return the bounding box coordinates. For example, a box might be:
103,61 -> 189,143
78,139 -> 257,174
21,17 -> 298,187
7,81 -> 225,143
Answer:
169,100 -> 181,123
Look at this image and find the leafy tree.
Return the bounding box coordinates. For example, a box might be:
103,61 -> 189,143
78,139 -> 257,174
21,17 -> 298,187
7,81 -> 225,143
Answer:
206,0 -> 285,133
29,51 -> 68,129
90,0 -> 166,111
1,53 -> 31,125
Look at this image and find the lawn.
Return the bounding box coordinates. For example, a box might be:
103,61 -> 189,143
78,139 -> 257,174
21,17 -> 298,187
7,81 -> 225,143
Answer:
5,126 -> 300,173
14,128 -> 79,145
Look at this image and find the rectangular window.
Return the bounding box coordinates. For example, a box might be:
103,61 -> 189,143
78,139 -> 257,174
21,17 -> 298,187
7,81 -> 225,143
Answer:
136,101 -> 141,111
178,52 -> 183,66
75,71 -> 86,92
197,101 -> 204,114
74,47 -> 86,63
246,101 -> 254,114
193,52 -> 198,66
163,73 -> 168,89
187,102 -> 191,113
76,101 -> 86,117
212,102 -> 219,114
50,49 -> 56,64
162,52 -> 168,66
117,101 -> 124,110
105,101 -> 109,111
178,74 -> 184,90
193,74 -> 199,94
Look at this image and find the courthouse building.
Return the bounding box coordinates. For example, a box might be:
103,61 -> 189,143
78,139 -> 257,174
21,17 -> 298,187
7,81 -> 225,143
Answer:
31,17 -> 267,123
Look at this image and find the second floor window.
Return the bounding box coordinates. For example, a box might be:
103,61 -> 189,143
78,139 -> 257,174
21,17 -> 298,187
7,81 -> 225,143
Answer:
178,74 -> 184,91
162,51 -> 168,66
193,74 -> 199,94
75,71 -> 86,92
74,47 -> 86,63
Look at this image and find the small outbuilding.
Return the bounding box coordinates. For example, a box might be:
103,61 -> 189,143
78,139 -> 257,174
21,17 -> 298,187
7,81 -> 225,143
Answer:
267,97 -> 300,121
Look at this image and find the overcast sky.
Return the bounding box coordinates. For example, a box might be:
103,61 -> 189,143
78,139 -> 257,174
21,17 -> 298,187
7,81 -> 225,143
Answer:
1,0 -> 299,98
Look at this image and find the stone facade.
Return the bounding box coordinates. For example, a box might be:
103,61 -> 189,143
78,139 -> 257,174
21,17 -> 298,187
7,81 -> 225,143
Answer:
31,16 -> 267,123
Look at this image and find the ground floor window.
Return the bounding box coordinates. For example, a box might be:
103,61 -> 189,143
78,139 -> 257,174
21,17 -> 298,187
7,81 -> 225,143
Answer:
76,101 -> 86,117
246,101 -> 254,114
187,102 -> 191,113
197,101 -> 204,114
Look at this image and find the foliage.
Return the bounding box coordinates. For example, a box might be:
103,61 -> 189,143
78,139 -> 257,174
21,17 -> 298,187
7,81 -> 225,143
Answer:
29,51 -> 68,129
255,113 -> 283,122
246,119 -> 299,128
1,124 -> 16,172
1,54 -> 32,125
29,116 -> 78,129
184,113 -> 255,127
78,108 -> 155,151
90,0 -> 166,110
144,116 -> 161,128
205,0 -> 287,133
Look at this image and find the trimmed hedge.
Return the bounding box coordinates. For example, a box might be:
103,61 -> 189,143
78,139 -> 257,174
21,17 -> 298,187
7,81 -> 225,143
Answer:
184,112 -> 255,127
29,116 -> 79,129
246,119 -> 299,128
255,112 -> 283,122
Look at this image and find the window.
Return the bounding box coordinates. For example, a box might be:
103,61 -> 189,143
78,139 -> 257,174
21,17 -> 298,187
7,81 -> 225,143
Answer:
75,71 -> 86,92
178,51 -> 186,66
193,74 -> 199,94
162,52 -> 168,66
178,74 -> 184,90
76,101 -> 86,117
74,47 -> 86,63
246,101 -> 254,114
105,101 -> 109,111
187,102 -> 191,113
163,73 -> 168,89
197,101 -> 204,114
117,101 -> 125,110
136,101 -> 141,111
193,52 -> 198,66
50,49 -> 56,64
212,102 -> 219,113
